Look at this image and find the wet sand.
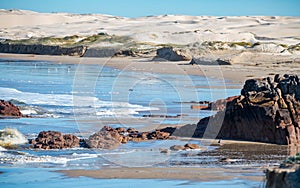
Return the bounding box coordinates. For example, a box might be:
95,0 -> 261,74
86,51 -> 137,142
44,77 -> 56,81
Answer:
58,141 -> 291,182
58,167 -> 264,182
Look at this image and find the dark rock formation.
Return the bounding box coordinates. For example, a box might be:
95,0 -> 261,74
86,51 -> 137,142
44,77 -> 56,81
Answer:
0,43 -> 86,56
114,49 -> 137,57
0,99 -> 23,117
191,96 -> 240,111
266,153 -> 300,188
83,48 -> 119,57
31,131 -> 80,149
176,74 -> 300,145
190,57 -> 231,65
266,166 -> 300,188
86,126 -> 176,149
156,47 -> 192,61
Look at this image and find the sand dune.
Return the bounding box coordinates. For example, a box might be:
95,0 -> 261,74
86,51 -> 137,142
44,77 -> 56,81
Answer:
0,9 -> 299,47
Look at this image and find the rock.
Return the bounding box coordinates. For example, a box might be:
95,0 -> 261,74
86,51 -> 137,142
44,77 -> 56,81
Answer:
216,58 -> 232,65
190,57 -> 232,65
116,127 -> 126,133
184,143 -> 200,149
63,134 -> 80,148
159,148 -> 170,154
86,130 -> 121,149
266,166 -> 300,188
114,49 -> 136,57
147,130 -> 170,140
175,74 -> 300,145
191,105 -> 209,110
131,137 -> 143,142
192,96 -> 240,111
156,47 -> 192,61
170,145 -> 186,151
33,131 -> 80,149
266,153 -> 300,188
83,47 -> 118,57
0,100 -> 23,117
120,136 -> 129,144
127,127 -> 138,133
218,157 -> 236,163
159,127 -> 177,135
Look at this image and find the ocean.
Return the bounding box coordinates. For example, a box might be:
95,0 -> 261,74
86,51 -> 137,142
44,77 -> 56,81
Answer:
0,58 -> 269,187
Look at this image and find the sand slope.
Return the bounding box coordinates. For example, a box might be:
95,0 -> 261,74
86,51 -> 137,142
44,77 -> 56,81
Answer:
0,9 -> 299,47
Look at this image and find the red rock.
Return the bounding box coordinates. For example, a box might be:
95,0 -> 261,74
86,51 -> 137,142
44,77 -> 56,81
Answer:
0,100 -> 23,117
176,74 -> 300,145
170,145 -> 185,151
191,105 -> 209,110
87,130 -> 120,149
33,131 -> 80,149
184,143 -> 200,149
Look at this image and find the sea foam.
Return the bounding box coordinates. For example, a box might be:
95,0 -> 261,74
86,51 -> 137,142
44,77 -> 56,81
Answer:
0,87 -> 158,117
0,128 -> 27,147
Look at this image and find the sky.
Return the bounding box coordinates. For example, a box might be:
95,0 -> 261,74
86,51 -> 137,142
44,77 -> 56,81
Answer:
0,0 -> 299,17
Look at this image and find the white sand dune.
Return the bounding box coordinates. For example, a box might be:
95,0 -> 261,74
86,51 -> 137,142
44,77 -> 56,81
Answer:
0,9 -> 299,47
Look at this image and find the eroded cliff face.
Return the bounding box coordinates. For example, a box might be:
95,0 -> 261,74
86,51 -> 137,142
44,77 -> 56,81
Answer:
0,43 -> 87,56
176,74 -> 300,145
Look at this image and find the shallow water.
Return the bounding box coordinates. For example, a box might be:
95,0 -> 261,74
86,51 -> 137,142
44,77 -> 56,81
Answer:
0,167 -> 263,188
0,58 -> 281,187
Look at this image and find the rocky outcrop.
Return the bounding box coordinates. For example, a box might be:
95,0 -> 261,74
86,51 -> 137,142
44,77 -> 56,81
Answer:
0,42 -> 86,56
189,57 -> 232,65
0,99 -> 23,117
266,165 -> 300,188
31,131 -> 80,149
266,153 -> 300,188
156,47 -> 192,61
176,74 -> 300,145
86,126 -> 176,149
191,96 -> 240,111
86,126 -> 122,149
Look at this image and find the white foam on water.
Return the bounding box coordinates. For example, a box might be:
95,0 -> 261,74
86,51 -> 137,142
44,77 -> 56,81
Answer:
0,128 -> 27,147
0,87 -> 158,117
0,152 -> 70,165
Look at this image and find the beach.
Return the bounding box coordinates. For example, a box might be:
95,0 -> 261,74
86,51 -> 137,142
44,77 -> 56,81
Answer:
0,9 -> 300,188
1,53 -> 299,87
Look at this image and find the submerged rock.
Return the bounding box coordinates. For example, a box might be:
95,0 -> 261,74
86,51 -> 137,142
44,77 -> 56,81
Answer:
0,99 -> 23,117
176,74 -> 300,145
169,143 -> 202,151
32,131 -> 80,149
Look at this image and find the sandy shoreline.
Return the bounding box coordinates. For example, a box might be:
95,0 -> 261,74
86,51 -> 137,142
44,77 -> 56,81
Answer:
1,53 -> 299,87
58,167 -> 264,182
57,141 -> 291,182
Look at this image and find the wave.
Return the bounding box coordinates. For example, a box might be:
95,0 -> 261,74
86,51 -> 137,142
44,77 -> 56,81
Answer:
0,87 -> 158,117
0,128 -> 27,147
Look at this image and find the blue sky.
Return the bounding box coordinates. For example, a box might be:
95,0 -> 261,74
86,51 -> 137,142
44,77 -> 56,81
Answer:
0,0 -> 299,17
